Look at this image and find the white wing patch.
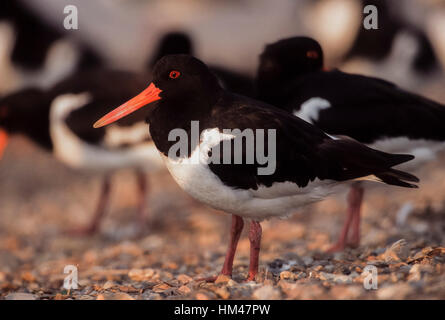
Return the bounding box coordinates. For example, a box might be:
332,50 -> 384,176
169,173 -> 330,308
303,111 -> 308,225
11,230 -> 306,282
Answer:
104,122 -> 150,147
50,92 -> 163,172
295,97 -> 331,123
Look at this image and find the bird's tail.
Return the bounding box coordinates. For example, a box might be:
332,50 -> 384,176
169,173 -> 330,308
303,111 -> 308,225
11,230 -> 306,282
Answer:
319,139 -> 419,188
373,168 -> 419,188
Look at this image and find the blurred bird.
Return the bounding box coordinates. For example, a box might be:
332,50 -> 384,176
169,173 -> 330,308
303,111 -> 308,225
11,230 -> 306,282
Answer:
94,55 -> 417,281
0,29 -> 257,235
0,71 -> 163,235
341,0 -> 441,91
0,1 -> 103,94
147,32 -> 255,97
255,36 -> 445,251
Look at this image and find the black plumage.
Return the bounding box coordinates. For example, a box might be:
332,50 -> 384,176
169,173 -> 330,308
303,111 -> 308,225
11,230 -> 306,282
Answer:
94,54 -> 419,280
257,36 -> 445,145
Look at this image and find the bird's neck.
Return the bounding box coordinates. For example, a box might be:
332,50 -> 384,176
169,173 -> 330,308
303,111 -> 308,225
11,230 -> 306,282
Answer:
148,92 -> 222,157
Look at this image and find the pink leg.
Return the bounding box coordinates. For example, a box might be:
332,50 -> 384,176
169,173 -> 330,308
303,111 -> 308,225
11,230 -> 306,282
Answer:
67,176 -> 111,235
327,183 -> 363,252
198,215 -> 244,282
347,184 -> 364,247
221,215 -> 245,276
246,220 -> 262,281
136,171 -> 149,226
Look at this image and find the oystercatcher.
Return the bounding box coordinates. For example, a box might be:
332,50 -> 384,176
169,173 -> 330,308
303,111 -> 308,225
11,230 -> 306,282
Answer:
147,32 -> 254,97
256,36 -> 445,251
0,30 -> 256,235
94,55 -> 418,281
0,70 -> 164,235
344,0 -> 438,75
0,1 -> 102,94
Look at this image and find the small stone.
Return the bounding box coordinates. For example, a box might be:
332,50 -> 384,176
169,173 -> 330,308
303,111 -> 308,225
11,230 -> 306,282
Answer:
97,293 -> 135,300
215,274 -> 231,284
177,285 -> 191,295
21,271 -> 36,282
408,264 -> 434,282
227,279 -> 238,287
377,284 -> 413,299
153,283 -> 171,293
215,287 -> 230,299
330,285 -> 362,299
177,274 -> 193,284
324,265 -> 335,273
302,256 -> 314,266
54,293 -> 65,300
5,293 -> 37,300
280,271 -> 294,280
128,268 -> 155,281
383,239 -> 410,263
319,272 -> 352,284
252,285 -> 281,300
103,280 -> 116,290
196,293 -> 210,300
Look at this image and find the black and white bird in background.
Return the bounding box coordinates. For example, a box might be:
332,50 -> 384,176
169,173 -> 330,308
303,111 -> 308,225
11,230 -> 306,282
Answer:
255,36 -> 445,252
0,29 -> 255,235
94,54 -> 418,281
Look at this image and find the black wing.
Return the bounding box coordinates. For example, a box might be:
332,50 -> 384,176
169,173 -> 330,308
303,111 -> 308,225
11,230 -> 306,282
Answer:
285,70 -> 445,143
49,70 -> 152,145
207,93 -> 418,190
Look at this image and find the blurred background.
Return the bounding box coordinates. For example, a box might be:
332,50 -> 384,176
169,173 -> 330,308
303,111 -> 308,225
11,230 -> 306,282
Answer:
0,0 -> 444,300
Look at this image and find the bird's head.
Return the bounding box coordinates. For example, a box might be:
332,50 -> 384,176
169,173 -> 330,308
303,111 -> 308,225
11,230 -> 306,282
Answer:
256,36 -> 324,102
94,54 -> 221,128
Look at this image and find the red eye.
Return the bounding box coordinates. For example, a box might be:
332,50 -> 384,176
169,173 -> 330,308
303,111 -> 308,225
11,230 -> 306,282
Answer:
169,70 -> 181,79
306,50 -> 319,59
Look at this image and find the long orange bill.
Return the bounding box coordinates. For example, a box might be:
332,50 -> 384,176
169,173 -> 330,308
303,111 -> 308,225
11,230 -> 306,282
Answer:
0,129 -> 8,159
93,83 -> 162,128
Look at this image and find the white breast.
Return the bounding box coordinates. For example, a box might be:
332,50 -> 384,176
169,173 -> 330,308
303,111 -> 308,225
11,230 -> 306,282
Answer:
162,128 -> 339,220
49,92 -> 164,172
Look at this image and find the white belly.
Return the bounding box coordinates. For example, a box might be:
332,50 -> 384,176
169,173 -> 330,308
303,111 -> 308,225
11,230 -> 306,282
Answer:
162,128 -> 339,220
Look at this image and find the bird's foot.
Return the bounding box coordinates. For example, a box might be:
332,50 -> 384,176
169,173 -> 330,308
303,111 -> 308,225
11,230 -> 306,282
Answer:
243,272 -> 257,283
195,275 -> 219,283
64,224 -> 99,236
346,239 -> 360,249
195,273 -> 232,283
326,241 -> 347,253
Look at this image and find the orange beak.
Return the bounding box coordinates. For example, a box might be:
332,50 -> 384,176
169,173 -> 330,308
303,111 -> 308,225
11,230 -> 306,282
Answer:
93,83 -> 162,128
0,129 -> 8,159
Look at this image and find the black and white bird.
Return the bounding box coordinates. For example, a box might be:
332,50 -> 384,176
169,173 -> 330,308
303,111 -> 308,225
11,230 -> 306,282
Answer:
94,55 -> 418,281
0,70 -> 164,235
0,1 -> 103,94
0,30 -> 257,235
256,36 -> 445,251
147,31 -> 255,97
341,0 -> 441,91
